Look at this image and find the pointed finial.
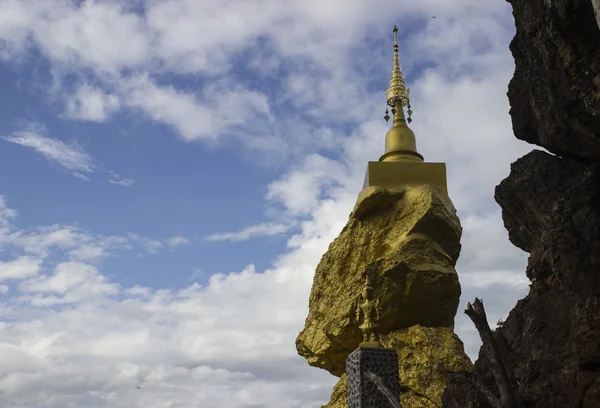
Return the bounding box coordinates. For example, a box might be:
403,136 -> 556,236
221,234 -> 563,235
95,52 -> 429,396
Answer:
385,25 -> 411,118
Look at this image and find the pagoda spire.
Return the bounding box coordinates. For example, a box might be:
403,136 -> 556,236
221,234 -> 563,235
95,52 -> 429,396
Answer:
380,26 -> 423,163
385,25 -> 412,123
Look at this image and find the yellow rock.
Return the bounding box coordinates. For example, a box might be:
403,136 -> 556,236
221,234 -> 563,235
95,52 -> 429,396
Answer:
321,326 -> 473,408
296,186 -> 463,377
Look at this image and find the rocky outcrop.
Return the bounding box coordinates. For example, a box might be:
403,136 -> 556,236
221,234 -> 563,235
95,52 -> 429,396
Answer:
444,151 -> 600,408
507,0 -> 600,161
296,186 -> 471,406
323,327 -> 473,408
442,0 -> 600,407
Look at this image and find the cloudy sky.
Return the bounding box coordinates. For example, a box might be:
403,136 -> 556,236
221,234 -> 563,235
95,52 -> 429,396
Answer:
0,0 -> 532,407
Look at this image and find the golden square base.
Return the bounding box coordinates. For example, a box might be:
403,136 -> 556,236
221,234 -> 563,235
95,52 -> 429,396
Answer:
359,341 -> 382,348
354,161 -> 454,214
361,161 -> 448,196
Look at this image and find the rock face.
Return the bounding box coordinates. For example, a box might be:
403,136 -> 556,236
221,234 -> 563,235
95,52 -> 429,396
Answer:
296,186 -> 472,406
507,0 -> 600,161
443,152 -> 600,408
442,0 -> 600,407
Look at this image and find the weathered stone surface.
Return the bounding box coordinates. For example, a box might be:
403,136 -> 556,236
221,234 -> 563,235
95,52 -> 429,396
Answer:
496,151 -> 600,295
444,290 -> 600,408
323,326 -> 473,408
296,186 -> 462,377
442,2 -> 600,404
443,151 -> 600,408
507,0 -> 600,160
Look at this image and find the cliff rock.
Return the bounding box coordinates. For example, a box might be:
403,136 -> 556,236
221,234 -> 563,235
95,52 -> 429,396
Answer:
442,0 -> 600,406
507,0 -> 600,161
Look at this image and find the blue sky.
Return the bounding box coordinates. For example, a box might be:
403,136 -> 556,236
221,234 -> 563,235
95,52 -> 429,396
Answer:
0,43 -> 291,289
0,1 -> 532,407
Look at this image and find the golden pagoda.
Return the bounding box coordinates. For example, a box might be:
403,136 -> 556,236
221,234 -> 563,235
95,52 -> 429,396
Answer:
296,26 -> 473,408
357,26 -> 448,206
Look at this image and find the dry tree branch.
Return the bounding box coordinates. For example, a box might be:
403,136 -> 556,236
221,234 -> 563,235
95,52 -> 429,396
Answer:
465,298 -> 516,408
364,370 -> 403,408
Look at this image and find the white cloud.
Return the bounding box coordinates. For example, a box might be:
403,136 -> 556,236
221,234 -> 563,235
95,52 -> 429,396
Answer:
247,45 -> 281,76
122,75 -> 271,144
0,257 -> 42,281
68,245 -> 107,262
127,234 -> 164,255
189,268 -> 205,280
459,213 -> 528,273
29,1 -> 152,74
3,126 -> 94,175
123,75 -> 220,142
20,261 -> 118,296
266,154 -> 347,216
0,0 -> 35,61
204,223 -> 290,243
103,170 -> 135,187
144,241 -> 163,254
0,0 -> 507,155
2,225 -> 95,259
0,195 -> 17,228
460,270 -> 530,289
0,200 -> 183,264
108,176 -> 135,187
2,125 -> 135,185
64,85 -> 120,122
0,258 -> 335,406
0,194 -> 337,406
165,236 -> 189,248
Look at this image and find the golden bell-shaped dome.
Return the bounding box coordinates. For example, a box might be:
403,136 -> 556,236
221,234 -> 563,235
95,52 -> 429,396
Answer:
380,103 -> 423,162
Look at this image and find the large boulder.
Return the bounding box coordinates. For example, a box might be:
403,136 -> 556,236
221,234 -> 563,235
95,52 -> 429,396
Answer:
296,185 -> 472,407
296,186 -> 463,377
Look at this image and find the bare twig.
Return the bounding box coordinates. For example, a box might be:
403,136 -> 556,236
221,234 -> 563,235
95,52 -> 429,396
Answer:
364,371 -> 403,408
465,298 -> 516,408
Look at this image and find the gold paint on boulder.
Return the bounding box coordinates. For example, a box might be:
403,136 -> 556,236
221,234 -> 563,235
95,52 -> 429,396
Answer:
296,186 -> 463,377
320,326 -> 473,408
